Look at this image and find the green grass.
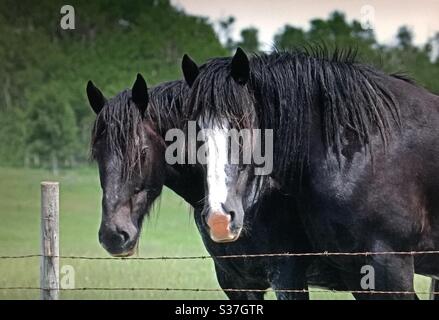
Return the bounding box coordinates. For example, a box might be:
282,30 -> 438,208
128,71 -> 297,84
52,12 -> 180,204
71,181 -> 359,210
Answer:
0,167 -> 433,299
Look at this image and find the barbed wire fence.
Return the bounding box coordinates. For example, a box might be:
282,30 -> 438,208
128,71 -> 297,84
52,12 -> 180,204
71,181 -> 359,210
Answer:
1,252 -> 438,298
1,182 -> 438,299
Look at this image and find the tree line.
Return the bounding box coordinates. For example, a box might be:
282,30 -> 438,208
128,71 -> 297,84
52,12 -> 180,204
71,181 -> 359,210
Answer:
0,1 -> 438,172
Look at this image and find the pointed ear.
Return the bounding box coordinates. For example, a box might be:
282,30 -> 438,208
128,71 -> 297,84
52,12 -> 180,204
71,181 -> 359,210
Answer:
131,73 -> 149,117
86,81 -> 106,115
181,54 -> 199,87
231,47 -> 250,85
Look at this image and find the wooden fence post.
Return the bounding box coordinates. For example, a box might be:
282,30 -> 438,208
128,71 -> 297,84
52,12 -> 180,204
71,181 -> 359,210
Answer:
40,181 -> 60,300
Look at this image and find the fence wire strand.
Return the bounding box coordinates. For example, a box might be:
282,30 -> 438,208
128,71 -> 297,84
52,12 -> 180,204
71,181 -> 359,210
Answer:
1,251 -> 438,296
2,250 -> 439,261
0,286 -> 437,296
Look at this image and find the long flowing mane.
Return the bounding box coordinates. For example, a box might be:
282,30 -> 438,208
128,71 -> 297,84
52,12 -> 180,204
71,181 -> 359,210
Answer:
187,48 -> 402,186
90,80 -> 187,181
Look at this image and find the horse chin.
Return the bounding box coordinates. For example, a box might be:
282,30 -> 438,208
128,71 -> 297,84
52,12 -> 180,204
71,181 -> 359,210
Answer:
109,239 -> 139,258
209,228 -> 242,243
111,250 -> 134,258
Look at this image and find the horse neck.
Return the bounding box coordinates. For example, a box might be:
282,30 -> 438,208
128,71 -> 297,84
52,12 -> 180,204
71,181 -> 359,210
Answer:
152,94 -> 208,207
164,164 -> 204,208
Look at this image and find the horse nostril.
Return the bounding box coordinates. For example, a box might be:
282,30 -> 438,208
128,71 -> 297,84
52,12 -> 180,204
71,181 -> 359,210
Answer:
220,203 -> 235,221
118,230 -> 130,244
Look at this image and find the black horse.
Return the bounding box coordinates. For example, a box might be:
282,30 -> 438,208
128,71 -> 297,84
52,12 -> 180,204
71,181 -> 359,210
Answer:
184,47 -> 439,299
86,74 -> 346,299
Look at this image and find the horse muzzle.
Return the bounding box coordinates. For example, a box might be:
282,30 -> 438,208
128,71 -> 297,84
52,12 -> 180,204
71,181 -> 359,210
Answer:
207,211 -> 242,243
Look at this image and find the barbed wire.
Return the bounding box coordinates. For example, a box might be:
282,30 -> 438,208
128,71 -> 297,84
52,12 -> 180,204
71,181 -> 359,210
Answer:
1,251 -> 437,297
0,286 -> 437,295
1,250 -> 439,261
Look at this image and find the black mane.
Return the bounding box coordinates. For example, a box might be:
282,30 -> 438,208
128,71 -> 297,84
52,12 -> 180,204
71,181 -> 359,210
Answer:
188,48 -> 401,186
148,80 -> 189,135
90,80 -> 187,181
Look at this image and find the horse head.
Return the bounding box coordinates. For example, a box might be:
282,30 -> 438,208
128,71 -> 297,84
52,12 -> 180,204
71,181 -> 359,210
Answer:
87,74 -> 166,256
183,49 -> 272,243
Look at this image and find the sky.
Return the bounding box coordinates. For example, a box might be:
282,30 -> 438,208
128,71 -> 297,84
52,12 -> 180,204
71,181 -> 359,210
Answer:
172,0 -> 439,50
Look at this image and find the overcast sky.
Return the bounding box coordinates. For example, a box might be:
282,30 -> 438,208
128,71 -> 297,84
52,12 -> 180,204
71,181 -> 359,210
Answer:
172,0 -> 439,50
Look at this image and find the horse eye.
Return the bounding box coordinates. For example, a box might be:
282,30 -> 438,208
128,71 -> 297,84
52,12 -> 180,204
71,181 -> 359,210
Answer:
134,187 -> 143,194
141,146 -> 148,155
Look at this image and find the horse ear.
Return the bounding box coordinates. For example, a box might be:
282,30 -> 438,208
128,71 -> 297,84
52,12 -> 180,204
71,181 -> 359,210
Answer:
132,73 -> 149,117
181,54 -> 199,87
231,47 -> 250,85
86,81 -> 106,115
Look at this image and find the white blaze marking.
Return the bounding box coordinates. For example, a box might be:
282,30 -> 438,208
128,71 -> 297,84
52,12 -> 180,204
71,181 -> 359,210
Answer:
205,125 -> 228,212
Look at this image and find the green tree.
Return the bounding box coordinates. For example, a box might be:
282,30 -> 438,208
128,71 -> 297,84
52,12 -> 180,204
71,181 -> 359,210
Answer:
381,26 -> 439,94
274,11 -> 379,63
396,26 -> 413,49
26,85 -> 78,173
235,27 -> 260,52
274,26 -> 306,49
0,0 -> 227,169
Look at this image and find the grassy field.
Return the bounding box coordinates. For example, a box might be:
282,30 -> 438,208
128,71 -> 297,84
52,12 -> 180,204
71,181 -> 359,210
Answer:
0,167 -> 433,300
